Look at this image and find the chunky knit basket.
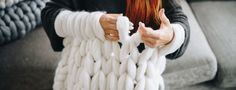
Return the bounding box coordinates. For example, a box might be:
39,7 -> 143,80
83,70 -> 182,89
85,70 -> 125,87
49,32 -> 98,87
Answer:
53,10 -> 185,90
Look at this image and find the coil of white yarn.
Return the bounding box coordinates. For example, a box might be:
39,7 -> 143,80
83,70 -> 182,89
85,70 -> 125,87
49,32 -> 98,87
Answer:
53,10 -> 185,90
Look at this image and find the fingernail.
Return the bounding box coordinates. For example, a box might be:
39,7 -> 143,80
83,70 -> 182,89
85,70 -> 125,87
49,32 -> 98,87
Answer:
139,22 -> 145,27
139,22 -> 142,25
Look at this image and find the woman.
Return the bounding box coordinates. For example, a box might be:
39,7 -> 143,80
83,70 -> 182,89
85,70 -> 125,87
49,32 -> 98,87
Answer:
41,0 -> 190,89
41,0 -> 189,58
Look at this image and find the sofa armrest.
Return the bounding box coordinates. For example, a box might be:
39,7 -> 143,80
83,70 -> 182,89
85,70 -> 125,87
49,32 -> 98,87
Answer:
163,0 -> 217,88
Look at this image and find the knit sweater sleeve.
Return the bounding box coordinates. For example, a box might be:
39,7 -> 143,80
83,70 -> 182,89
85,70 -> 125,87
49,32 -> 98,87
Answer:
164,0 -> 190,59
41,0 -> 75,51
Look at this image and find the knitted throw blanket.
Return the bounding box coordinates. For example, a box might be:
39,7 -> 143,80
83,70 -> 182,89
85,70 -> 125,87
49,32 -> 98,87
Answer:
0,0 -> 48,45
53,10 -> 185,90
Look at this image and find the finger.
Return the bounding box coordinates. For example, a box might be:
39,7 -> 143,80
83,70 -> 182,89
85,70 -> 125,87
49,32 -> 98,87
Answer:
138,22 -> 147,36
139,22 -> 146,31
105,35 -> 119,41
139,25 -> 160,40
108,14 -> 123,24
110,36 -> 119,41
105,34 -> 119,38
104,29 -> 118,34
108,33 -> 119,37
159,9 -> 171,26
106,23 -> 117,30
143,40 -> 155,48
141,36 -> 156,45
138,22 -> 155,35
108,16 -> 117,24
109,13 -> 123,17
143,38 -> 165,48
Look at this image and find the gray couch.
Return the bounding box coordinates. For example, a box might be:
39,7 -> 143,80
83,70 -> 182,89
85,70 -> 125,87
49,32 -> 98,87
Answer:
165,0 -> 236,88
0,0 -> 235,90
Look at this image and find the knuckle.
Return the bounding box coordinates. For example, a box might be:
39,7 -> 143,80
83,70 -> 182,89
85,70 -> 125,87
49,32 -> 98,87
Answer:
150,41 -> 156,46
154,40 -> 159,44
148,44 -> 155,48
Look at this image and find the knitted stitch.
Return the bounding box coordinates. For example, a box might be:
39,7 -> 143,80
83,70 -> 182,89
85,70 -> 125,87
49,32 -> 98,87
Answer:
0,0 -> 48,45
53,10 -> 185,90
0,0 -> 23,9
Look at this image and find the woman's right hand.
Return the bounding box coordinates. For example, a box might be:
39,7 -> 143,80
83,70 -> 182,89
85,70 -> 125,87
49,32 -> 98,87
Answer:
100,14 -> 122,41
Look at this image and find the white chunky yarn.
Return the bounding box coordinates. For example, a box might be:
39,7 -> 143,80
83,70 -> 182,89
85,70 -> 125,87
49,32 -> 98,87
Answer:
53,10 -> 185,90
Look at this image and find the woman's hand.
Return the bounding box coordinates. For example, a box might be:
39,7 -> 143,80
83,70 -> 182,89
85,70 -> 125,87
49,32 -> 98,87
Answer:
138,9 -> 174,48
100,14 -> 122,41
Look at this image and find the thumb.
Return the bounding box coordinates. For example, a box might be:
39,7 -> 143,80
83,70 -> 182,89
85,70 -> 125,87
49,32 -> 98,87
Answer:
159,9 -> 170,26
138,22 -> 146,34
139,22 -> 146,30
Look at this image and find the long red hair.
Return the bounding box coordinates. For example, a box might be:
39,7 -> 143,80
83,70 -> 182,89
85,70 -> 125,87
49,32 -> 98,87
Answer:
126,0 -> 162,29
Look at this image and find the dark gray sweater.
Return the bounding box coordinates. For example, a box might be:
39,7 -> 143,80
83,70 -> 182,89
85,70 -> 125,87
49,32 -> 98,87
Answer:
41,0 -> 190,59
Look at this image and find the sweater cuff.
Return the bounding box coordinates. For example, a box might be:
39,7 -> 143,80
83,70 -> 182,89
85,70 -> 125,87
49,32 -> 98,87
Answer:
159,24 -> 185,56
54,10 -> 106,40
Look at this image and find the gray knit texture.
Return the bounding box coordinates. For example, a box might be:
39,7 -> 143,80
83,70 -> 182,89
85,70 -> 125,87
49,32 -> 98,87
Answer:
0,0 -> 48,45
0,0 -> 24,9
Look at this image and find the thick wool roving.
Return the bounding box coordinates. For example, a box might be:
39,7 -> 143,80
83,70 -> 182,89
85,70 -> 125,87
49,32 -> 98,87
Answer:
53,10 -> 185,90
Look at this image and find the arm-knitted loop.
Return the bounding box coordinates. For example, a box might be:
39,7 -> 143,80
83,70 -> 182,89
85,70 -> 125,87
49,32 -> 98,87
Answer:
91,72 -> 99,90
91,39 -> 102,61
106,72 -> 118,90
98,71 -> 106,90
91,12 -> 106,41
134,78 -> 145,90
103,40 -> 113,59
54,10 -> 106,40
117,16 -> 130,43
73,12 -> 84,39
127,59 -> 136,79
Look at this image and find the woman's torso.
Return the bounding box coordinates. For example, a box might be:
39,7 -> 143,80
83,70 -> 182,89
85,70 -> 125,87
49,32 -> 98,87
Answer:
70,0 -> 158,51
72,0 -> 126,13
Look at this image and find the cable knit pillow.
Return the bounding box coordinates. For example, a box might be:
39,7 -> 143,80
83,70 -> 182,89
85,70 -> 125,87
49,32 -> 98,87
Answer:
0,0 -> 24,8
0,0 -> 43,9
0,0 -> 48,45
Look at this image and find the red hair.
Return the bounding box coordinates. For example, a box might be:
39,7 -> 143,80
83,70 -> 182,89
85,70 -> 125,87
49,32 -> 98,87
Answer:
126,0 -> 162,29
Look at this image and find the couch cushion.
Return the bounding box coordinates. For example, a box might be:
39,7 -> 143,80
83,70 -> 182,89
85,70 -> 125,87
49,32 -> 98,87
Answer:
0,27 -> 60,90
163,0 -> 217,89
190,1 -> 236,88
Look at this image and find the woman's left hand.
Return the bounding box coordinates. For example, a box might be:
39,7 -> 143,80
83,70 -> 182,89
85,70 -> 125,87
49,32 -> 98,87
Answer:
138,9 -> 174,48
